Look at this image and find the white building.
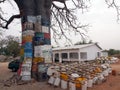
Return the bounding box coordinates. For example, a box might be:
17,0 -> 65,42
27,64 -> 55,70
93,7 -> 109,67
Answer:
101,50 -> 108,57
52,43 -> 104,63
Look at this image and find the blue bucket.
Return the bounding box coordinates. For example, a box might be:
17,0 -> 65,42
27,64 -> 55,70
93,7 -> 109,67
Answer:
44,38 -> 51,45
24,52 -> 33,58
34,37 -> 44,41
24,48 -> 33,53
24,42 -> 32,49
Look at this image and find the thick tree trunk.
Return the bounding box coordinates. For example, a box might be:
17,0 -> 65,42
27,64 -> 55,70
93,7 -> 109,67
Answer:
19,0 -> 52,81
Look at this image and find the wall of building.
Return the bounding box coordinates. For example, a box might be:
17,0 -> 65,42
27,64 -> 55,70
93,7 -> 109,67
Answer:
53,49 -> 79,62
79,45 -> 101,61
101,52 -> 108,57
52,44 -> 102,62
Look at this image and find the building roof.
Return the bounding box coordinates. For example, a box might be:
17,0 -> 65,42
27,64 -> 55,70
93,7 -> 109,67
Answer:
52,43 -> 102,51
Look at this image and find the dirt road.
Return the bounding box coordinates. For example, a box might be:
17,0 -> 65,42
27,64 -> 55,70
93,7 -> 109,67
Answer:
0,62 -> 120,90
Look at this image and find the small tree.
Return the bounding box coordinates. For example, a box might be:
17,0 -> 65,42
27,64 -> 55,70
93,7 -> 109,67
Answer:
0,35 -> 21,57
6,40 -> 20,57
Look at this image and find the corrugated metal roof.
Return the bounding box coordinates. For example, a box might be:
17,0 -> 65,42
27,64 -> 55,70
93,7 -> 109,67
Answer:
52,43 -> 102,51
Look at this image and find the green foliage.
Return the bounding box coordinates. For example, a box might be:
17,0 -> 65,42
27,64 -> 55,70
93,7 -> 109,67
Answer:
6,40 -> 20,57
108,49 -> 120,56
0,35 -> 20,57
74,40 -> 93,45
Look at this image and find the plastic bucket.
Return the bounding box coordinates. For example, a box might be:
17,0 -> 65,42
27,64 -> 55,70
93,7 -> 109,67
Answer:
38,64 -> 46,73
44,33 -> 50,39
24,22 -> 34,30
27,16 -> 37,23
54,78 -> 60,86
32,63 -> 38,72
112,70 -> 116,76
82,81 -> 87,90
44,38 -> 51,45
35,23 -> 42,32
61,80 -> 67,89
93,77 -> 98,84
69,82 -> 76,90
21,71 -> 31,76
35,32 -> 44,37
22,63 -> 31,72
48,76 -> 55,84
98,74 -> 104,81
60,73 -> 69,81
104,70 -> 109,76
87,79 -> 93,87
36,15 -> 41,24
24,42 -> 32,49
42,26 -> 49,33
22,75 -> 31,81
107,68 -> 112,73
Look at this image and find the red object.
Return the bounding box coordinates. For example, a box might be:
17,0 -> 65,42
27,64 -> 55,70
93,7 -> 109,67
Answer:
17,63 -> 22,76
112,70 -> 116,76
44,33 -> 50,39
32,63 -> 38,72
22,40 -> 26,45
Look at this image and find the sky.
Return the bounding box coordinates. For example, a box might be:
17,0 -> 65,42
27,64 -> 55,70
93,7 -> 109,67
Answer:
1,0 -> 120,50
83,0 -> 120,50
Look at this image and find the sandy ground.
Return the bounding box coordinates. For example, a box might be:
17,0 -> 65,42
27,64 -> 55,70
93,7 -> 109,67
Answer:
0,61 -> 120,90
88,61 -> 120,90
0,62 -> 62,90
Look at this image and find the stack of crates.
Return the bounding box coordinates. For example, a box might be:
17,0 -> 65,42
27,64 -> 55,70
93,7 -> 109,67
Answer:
32,15 -> 52,81
47,62 -> 112,90
17,0 -> 53,81
20,14 -> 52,81
20,16 -> 35,81
33,15 -> 52,64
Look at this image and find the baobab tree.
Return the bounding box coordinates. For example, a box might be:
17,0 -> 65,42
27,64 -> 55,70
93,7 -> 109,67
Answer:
1,0 -> 91,80
0,0 -> 120,81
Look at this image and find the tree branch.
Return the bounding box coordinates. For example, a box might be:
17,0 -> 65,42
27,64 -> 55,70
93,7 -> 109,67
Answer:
51,0 -> 89,44
105,0 -> 120,21
0,0 -> 6,3
0,14 -> 21,29
0,0 -> 89,45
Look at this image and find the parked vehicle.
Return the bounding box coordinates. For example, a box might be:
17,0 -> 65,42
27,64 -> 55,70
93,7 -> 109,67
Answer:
8,59 -> 21,72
